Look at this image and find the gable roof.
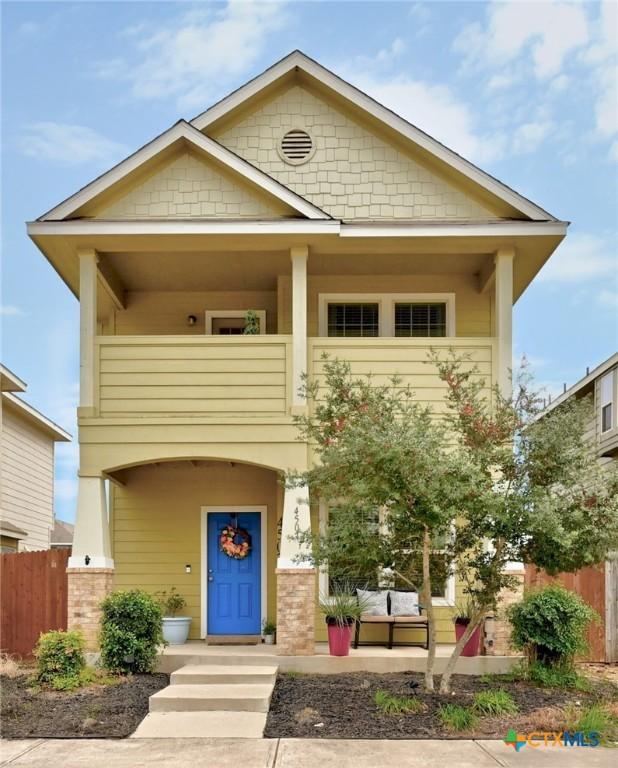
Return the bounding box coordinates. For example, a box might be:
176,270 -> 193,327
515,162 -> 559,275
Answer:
2,392 -> 71,441
191,50 -> 555,222
38,120 -> 331,222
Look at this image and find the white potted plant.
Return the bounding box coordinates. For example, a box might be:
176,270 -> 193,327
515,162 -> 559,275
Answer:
262,619 -> 276,645
156,587 -> 191,645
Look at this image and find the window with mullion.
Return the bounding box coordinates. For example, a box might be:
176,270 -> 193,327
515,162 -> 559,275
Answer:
395,302 -> 447,337
327,303 -> 380,337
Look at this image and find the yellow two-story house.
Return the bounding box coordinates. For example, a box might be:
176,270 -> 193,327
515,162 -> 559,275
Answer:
28,51 -> 567,654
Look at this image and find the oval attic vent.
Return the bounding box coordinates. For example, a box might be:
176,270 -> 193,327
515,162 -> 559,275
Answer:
279,129 -> 314,165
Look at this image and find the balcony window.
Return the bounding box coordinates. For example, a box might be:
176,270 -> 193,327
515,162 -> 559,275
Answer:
394,303 -> 447,337
327,303 -> 380,337
319,294 -> 455,337
601,371 -> 615,433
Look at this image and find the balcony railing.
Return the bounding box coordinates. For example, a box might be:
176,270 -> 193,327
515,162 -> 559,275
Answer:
94,335 -> 496,419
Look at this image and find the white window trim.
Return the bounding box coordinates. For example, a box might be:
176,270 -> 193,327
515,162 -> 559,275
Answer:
318,293 -> 456,338
200,506 -> 267,638
318,501 -> 455,606
205,310 -> 266,335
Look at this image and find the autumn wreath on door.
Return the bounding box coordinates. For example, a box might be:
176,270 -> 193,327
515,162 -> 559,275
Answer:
219,524 -> 252,560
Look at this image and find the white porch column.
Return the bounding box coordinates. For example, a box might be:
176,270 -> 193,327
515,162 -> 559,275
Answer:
69,476 -> 113,569
278,483 -> 312,569
78,248 -> 98,412
67,476 -> 114,650
276,483 -> 315,655
291,246 -> 308,408
494,247 -> 514,398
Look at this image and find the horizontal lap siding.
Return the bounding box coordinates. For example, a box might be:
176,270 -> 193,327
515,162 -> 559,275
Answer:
310,340 -> 495,406
98,337 -> 290,417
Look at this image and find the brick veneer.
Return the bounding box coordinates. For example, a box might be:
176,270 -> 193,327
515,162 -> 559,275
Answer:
276,568 -> 316,656
487,569 -> 525,656
67,567 -> 114,650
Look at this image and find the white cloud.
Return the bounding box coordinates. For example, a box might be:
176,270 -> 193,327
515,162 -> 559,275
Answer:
454,1 -> 589,79
0,305 -> 27,316
512,120 -> 553,154
537,233 -> 618,284
19,122 -> 127,166
96,1 -> 287,110
336,64 -> 507,164
598,289 -> 618,309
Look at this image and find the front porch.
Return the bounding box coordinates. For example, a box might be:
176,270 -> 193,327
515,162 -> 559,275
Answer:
157,641 -> 519,676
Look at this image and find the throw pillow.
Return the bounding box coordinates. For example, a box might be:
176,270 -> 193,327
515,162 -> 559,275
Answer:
389,591 -> 420,617
356,588 -> 389,616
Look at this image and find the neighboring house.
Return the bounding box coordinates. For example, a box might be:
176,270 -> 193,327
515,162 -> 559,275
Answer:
51,518 -> 74,550
0,364 -> 71,552
27,51 -> 568,652
526,353 -> 618,662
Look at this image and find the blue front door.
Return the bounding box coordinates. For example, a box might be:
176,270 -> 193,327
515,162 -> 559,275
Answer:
207,512 -> 261,635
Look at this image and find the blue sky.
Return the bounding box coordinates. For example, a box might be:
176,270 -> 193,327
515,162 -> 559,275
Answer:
1,0 -> 617,522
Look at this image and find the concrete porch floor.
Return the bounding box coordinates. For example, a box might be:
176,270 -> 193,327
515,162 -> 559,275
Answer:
157,641 -> 519,675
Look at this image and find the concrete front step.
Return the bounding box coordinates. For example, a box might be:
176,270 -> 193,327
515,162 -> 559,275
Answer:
149,683 -> 273,713
131,710 -> 268,738
171,664 -> 278,686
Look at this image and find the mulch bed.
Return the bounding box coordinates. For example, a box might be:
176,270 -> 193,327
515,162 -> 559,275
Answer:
264,671 -> 616,740
1,672 -> 169,738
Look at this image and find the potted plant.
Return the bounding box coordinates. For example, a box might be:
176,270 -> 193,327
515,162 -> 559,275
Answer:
319,587 -> 372,657
262,620 -> 276,645
155,588 -> 191,645
453,598 -> 481,657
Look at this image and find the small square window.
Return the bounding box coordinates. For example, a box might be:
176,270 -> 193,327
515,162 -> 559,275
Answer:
395,303 -> 447,337
327,303 -> 379,337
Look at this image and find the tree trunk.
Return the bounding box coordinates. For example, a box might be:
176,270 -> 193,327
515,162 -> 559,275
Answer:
422,525 -> 436,692
439,609 -> 486,694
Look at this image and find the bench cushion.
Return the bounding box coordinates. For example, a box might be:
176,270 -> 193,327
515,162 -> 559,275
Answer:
393,616 -> 428,624
359,614 -> 394,623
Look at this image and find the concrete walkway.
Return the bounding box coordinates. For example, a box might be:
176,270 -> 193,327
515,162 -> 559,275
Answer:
1,738 -> 615,767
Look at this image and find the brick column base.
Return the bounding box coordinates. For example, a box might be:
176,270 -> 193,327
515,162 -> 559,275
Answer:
276,568 -> 316,656
67,568 -> 114,651
486,569 -> 525,656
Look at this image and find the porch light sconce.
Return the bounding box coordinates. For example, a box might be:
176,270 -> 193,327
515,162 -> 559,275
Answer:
84,555 -> 91,566
185,564 -> 191,574
187,315 -> 197,326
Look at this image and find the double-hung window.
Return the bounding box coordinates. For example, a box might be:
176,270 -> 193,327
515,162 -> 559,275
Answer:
600,371 -> 615,433
319,294 -> 455,337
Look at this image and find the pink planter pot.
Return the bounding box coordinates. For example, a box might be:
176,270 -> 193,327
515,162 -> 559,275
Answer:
327,623 -> 354,656
455,621 -> 481,657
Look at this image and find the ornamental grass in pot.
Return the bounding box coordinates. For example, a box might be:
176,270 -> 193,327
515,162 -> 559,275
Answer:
156,587 -> 191,645
319,587 -> 372,656
453,598 -> 482,657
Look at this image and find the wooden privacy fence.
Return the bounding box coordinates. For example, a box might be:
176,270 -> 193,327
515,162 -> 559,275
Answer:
525,557 -> 618,663
0,548 -> 69,658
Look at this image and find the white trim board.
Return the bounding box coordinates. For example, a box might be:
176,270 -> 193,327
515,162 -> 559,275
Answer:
318,292 -> 456,338
200,506 -> 267,639
27,219 -> 568,238
191,50 -> 556,222
38,121 -> 330,222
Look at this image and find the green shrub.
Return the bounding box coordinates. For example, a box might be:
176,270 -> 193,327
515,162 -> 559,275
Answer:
508,585 -> 599,666
472,689 -> 518,716
100,589 -> 163,674
567,703 -> 618,744
438,703 -> 477,731
34,630 -> 85,685
374,689 -> 426,715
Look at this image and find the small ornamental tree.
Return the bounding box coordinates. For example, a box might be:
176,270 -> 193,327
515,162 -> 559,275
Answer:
431,352 -> 618,692
289,357 -> 481,691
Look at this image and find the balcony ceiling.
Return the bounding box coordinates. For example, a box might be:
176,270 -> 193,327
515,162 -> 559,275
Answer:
101,250 -> 490,291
